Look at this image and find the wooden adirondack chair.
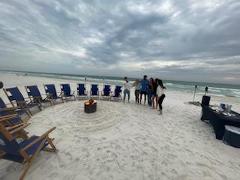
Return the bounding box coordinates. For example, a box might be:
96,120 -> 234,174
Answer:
0,120 -> 57,180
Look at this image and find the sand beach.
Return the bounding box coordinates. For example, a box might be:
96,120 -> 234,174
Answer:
0,73 -> 240,180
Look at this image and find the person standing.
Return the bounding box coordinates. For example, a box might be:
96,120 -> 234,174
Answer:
205,86 -> 208,95
140,75 -> 149,105
148,78 -> 154,106
123,77 -> 131,103
156,79 -> 166,115
152,78 -> 158,109
133,79 -> 141,103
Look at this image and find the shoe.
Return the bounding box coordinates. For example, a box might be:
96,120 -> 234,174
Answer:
159,110 -> 162,115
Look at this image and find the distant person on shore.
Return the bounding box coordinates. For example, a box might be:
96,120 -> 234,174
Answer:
205,86 -> 208,95
156,79 -> 166,115
148,78 -> 154,106
152,78 -> 158,109
140,75 -> 149,105
133,79 -> 141,103
123,77 -> 131,103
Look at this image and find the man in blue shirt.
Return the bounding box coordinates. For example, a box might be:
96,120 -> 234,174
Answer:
140,75 -> 149,105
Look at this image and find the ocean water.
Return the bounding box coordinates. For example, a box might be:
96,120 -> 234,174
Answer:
2,70 -> 240,99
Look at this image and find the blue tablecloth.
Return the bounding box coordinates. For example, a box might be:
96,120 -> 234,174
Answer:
201,106 -> 240,140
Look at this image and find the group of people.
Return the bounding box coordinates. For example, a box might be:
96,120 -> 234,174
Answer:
123,75 -> 166,114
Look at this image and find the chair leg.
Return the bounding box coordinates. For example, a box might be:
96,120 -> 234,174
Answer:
46,137 -> 57,152
50,100 -> 54,106
26,110 -> 32,117
19,139 -> 46,180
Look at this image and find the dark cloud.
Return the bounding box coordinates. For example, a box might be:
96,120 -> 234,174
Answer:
0,0 -> 239,84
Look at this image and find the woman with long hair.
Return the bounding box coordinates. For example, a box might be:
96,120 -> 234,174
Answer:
156,79 -> 166,114
148,78 -> 154,106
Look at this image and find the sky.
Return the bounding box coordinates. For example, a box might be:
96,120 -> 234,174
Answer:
0,0 -> 240,84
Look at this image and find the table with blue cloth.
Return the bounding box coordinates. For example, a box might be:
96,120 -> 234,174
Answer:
201,106 -> 240,140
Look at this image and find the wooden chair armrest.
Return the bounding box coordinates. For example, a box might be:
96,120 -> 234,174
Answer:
9,123 -> 30,135
16,100 -> 28,105
22,127 -> 56,151
0,114 -> 18,121
0,107 -> 18,111
45,94 -> 52,98
6,123 -> 26,131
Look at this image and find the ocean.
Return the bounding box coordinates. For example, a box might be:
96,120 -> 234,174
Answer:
2,70 -> 240,99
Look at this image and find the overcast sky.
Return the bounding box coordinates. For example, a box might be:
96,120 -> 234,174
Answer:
0,0 -> 240,84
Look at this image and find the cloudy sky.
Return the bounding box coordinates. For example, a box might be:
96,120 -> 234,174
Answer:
0,0 -> 240,84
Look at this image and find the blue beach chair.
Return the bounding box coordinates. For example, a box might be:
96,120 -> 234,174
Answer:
0,122 -> 57,180
44,84 -> 64,104
3,87 -> 41,115
0,97 -> 30,118
90,84 -> 99,99
77,84 -> 88,99
0,114 -> 29,143
101,85 -> 111,100
60,84 -> 76,101
0,114 -> 26,133
25,85 -> 53,106
111,86 -> 122,101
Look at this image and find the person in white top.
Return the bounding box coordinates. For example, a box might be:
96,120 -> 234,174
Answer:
133,79 -> 141,103
156,79 -> 166,114
123,77 -> 131,103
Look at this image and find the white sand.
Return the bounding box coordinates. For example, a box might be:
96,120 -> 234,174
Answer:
0,73 -> 240,180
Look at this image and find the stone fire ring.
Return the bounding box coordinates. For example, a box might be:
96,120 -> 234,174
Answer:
84,101 -> 97,113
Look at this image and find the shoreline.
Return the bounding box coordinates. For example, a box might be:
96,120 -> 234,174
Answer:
1,71 -> 240,100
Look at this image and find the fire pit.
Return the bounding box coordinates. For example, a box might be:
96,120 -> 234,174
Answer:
84,99 -> 97,113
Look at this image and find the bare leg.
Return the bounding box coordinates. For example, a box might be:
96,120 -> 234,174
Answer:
144,94 -> 146,105
140,93 -> 142,104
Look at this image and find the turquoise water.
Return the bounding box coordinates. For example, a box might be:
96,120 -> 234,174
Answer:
2,70 -> 240,99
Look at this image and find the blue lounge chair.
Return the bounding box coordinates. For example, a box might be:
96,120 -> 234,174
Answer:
0,114 -> 29,143
25,85 -> 53,106
44,84 -> 63,103
111,86 -> 122,101
77,84 -> 88,99
3,87 -> 41,114
0,114 -> 25,129
60,84 -> 76,101
101,85 -> 111,100
90,84 -> 99,99
0,122 -> 56,180
0,97 -> 30,118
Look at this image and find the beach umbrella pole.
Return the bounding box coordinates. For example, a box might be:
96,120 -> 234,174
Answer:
193,85 -> 197,102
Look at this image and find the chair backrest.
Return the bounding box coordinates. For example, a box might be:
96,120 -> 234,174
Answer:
61,84 -> 71,97
201,95 -> 211,107
91,84 -> 98,96
4,87 -> 25,106
77,84 -> 86,96
44,84 -> 57,99
0,97 -> 6,109
103,85 -> 111,96
114,86 -> 122,97
0,98 -> 7,116
26,85 -> 42,99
